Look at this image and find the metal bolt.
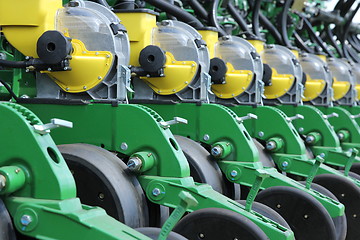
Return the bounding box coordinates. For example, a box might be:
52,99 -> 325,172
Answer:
127,157 -> 142,172
98,76 -> 102,80
281,161 -> 289,168
338,133 -> 345,140
305,135 -> 315,144
65,87 -> 70,91
120,142 -> 128,151
276,204 -> 281,209
64,67 -> 68,71
199,233 -> 205,238
98,193 -> 105,200
152,188 -> 161,197
20,215 -> 32,226
211,145 -> 223,158
353,214 -> 357,218
83,86 -> 87,90
266,141 -> 277,151
319,153 -> 325,158
303,214 -> 309,219
203,134 -> 210,141
298,127 -> 304,132
341,193 -> 345,197
47,68 -> 52,71
258,131 -> 264,137
0,175 -> 6,190
230,170 -> 238,177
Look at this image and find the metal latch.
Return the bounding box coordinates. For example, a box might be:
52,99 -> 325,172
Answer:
236,113 -> 258,124
286,114 -> 304,123
34,118 -> 73,135
322,112 -> 339,120
159,117 -> 188,129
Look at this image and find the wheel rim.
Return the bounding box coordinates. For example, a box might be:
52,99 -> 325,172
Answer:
256,186 -> 336,240
173,208 -> 268,240
59,143 -> 149,228
175,135 -> 240,199
314,174 -> 360,240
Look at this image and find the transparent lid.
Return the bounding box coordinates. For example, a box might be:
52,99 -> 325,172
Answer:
56,2 -> 129,66
215,35 -> 263,80
328,58 -> 354,84
153,20 -> 209,72
300,53 -> 332,84
260,45 -> 302,81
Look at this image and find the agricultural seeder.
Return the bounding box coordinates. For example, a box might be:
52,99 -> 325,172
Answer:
0,0 -> 360,239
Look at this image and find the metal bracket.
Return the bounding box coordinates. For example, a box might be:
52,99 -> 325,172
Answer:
159,117 -> 188,129
236,113 -> 258,124
245,169 -> 270,212
33,119 -> 73,135
157,191 -> 198,240
305,155 -> 324,189
344,148 -> 359,177
285,114 -> 304,123
322,112 -> 339,120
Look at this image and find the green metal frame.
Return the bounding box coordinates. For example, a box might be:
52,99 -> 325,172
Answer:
0,102 -> 152,240
23,103 -> 294,240
141,102 -> 344,218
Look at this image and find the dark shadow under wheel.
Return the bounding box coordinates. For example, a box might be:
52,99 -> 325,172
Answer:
349,162 -> 360,176
236,200 -> 291,230
58,144 -> 149,228
173,208 -> 268,240
0,199 -> 16,240
175,135 -> 240,200
313,174 -> 360,240
136,227 -> 187,240
255,186 -> 336,240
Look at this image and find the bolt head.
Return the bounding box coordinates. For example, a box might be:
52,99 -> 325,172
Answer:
338,133 -> 344,140
258,131 -> 264,137
0,175 -> 6,190
298,127 -> 304,132
266,141 -> 277,151
230,170 -> 238,177
203,134 -> 210,141
152,188 -> 161,197
305,135 -> 315,144
281,161 -> 289,168
211,146 -> 223,158
127,157 -> 142,172
120,142 -> 128,151
20,215 -> 32,226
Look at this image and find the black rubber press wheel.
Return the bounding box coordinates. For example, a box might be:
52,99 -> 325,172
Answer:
59,144 -> 149,228
314,174 -> 360,240
0,199 -> 16,240
173,208 -> 268,240
175,136 -> 240,200
255,186 -> 336,240
236,200 -> 291,229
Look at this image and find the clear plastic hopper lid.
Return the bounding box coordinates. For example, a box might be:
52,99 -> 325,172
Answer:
56,2 -> 129,66
153,20 -> 210,73
351,63 -> 360,85
327,58 -> 354,85
215,36 -> 260,73
300,54 -> 332,85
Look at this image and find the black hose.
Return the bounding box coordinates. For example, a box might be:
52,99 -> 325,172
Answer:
340,3 -> 360,62
259,13 -> 284,45
252,0 -> 262,37
95,0 -> 112,9
0,79 -> 18,101
348,35 -> 360,52
302,16 -> 335,57
143,0 -> 204,29
294,31 -> 315,54
325,25 -> 344,57
340,0 -> 357,17
188,0 -> 208,21
0,59 -> 28,68
278,0 -> 293,48
227,2 -> 250,33
208,0 -> 227,36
